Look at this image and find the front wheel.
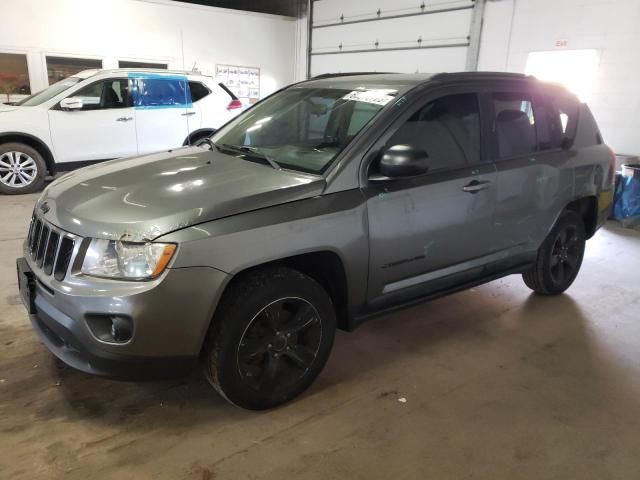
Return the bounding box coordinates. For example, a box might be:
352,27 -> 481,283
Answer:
0,143 -> 47,194
523,211 -> 586,295
203,267 -> 336,410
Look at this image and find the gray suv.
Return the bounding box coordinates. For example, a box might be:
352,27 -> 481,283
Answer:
17,72 -> 614,409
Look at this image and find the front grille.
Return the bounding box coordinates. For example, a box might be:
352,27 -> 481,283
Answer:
27,214 -> 78,282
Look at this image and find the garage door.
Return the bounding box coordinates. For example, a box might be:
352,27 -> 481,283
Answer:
309,0 -> 484,77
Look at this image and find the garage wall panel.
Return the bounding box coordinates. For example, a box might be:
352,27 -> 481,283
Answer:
309,0 -> 475,75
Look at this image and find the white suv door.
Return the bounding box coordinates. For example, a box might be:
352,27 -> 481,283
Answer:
130,74 -> 190,154
48,78 -> 138,163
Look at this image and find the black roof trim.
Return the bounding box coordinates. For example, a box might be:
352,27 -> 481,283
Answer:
431,71 -> 534,81
311,72 -> 397,80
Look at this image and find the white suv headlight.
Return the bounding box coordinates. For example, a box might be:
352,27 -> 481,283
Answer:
81,239 -> 176,280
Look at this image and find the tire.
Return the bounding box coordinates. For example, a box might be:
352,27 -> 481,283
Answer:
203,267 -> 336,410
0,142 -> 47,194
523,211 -> 586,295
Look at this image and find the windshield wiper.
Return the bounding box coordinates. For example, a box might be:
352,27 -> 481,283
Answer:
216,143 -> 281,170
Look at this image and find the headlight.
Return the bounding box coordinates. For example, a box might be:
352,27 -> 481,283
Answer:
81,239 -> 176,280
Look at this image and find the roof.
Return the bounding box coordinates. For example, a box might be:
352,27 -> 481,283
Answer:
303,71 -> 538,90
74,68 -> 211,79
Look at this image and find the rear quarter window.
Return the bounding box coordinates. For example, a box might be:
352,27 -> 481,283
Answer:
189,81 -> 211,102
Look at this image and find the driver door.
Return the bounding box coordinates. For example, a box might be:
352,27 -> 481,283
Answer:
364,90 -> 497,306
49,78 -> 138,164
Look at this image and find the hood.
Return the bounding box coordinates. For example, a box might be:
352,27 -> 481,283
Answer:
0,104 -> 18,112
38,147 -> 325,241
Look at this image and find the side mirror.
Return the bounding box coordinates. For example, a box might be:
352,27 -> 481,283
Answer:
59,97 -> 83,111
376,144 -> 429,178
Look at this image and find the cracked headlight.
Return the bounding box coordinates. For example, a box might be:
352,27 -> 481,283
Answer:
81,239 -> 176,280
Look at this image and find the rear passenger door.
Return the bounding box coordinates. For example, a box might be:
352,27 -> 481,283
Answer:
364,89 -> 497,306
131,74 -> 191,154
489,86 -> 572,255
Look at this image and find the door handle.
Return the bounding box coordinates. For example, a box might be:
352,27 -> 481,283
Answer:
463,180 -> 491,193
181,112 -> 196,117
116,116 -> 133,122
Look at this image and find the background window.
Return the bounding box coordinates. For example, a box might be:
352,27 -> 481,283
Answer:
387,93 -> 481,172
0,53 -> 30,101
492,92 -> 537,159
189,81 -> 210,102
70,79 -> 130,110
46,56 -> 102,85
131,77 -> 191,107
119,60 -> 168,69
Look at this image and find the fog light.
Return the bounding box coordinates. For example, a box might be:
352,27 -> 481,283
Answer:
110,316 -> 133,342
85,314 -> 133,344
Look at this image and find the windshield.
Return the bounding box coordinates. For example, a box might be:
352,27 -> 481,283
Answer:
16,77 -> 82,106
212,86 -> 397,174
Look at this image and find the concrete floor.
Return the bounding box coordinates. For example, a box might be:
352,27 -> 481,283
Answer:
1,193 -> 640,480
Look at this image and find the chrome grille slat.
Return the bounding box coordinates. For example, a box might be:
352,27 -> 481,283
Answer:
28,212 -> 79,282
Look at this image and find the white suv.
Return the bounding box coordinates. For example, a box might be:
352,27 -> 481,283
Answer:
0,68 -> 244,194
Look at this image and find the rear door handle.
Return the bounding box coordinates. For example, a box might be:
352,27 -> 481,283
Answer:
463,180 -> 491,193
116,116 -> 133,122
181,112 -> 196,117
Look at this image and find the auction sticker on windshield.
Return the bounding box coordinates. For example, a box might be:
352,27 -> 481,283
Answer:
342,89 -> 397,106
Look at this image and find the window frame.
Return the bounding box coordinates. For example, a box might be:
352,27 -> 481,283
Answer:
0,50 -> 32,100
44,54 -> 103,86
361,84 -> 491,182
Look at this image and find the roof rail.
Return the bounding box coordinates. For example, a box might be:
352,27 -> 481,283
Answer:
311,72 -> 397,80
431,71 -> 533,81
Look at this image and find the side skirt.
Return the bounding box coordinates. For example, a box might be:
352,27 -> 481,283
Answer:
348,262 -> 534,331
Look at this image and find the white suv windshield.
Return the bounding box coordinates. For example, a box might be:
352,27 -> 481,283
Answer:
212,86 -> 397,174
16,77 -> 82,106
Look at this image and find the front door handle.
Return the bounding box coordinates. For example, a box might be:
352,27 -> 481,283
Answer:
181,112 -> 196,117
116,116 -> 133,122
463,180 -> 491,193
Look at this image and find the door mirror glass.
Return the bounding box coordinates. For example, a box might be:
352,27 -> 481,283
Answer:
59,97 -> 83,111
376,144 -> 429,178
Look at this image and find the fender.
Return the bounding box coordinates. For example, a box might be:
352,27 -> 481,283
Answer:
0,131 -> 56,173
183,128 -> 216,146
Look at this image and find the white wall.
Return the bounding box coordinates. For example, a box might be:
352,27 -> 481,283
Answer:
478,0 -> 640,155
0,0 -> 298,98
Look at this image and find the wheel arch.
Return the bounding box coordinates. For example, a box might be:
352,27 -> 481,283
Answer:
215,250 -> 351,332
0,132 -> 55,174
183,128 -> 216,146
565,196 -> 598,238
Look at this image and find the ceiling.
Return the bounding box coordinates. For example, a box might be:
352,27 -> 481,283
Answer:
175,0 -> 307,17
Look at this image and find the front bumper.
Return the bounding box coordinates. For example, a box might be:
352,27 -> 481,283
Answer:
17,255 -> 229,380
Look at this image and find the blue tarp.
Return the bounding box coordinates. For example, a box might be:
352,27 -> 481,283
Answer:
613,169 -> 640,227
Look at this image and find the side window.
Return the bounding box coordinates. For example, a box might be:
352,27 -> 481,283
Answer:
387,93 -> 481,172
131,77 -> 191,108
189,81 -> 210,102
533,95 -> 563,150
70,79 -> 130,110
492,92 -> 537,159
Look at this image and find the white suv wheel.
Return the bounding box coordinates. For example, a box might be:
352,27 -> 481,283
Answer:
0,151 -> 38,188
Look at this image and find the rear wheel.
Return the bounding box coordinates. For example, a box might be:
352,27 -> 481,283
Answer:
0,143 -> 47,194
203,267 -> 336,410
523,211 -> 586,295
